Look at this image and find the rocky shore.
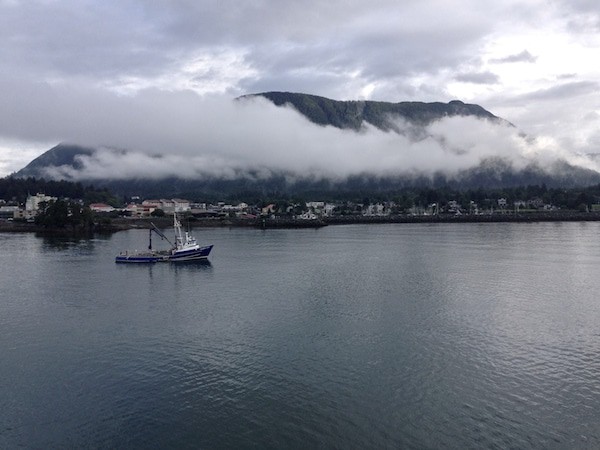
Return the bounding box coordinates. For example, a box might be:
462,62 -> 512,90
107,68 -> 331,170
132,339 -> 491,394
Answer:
324,210 -> 600,225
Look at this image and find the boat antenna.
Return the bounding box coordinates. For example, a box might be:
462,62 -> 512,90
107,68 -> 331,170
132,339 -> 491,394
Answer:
150,222 -> 174,246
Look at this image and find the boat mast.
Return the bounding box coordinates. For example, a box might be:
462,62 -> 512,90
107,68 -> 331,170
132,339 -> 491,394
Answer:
174,213 -> 184,248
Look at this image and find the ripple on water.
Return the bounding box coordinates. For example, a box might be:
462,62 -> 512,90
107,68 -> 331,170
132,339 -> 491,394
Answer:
2,224 -> 600,448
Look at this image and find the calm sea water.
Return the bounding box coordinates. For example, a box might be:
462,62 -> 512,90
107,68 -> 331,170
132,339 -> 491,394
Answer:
2,222 -> 600,448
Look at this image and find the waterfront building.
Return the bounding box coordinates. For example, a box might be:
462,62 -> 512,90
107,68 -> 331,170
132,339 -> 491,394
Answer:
25,193 -> 57,212
89,203 -> 115,213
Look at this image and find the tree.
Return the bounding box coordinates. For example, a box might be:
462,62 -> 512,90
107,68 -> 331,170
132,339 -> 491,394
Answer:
35,200 -> 69,228
35,200 -> 94,232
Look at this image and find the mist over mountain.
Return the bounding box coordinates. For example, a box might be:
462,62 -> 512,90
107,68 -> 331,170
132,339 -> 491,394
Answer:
13,92 -> 600,199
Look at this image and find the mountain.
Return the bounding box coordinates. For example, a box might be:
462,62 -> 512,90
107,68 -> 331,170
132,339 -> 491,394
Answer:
17,143 -> 95,178
242,91 -> 507,131
12,92 -> 600,199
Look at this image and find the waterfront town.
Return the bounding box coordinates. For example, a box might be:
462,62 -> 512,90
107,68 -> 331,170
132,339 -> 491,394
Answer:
2,191 -> 600,229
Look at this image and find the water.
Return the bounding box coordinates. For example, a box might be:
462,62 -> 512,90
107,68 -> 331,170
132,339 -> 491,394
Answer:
2,222 -> 600,448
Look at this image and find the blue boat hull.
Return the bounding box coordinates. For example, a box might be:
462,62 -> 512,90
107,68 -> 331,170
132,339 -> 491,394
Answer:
115,245 -> 213,263
169,245 -> 213,262
115,253 -> 165,263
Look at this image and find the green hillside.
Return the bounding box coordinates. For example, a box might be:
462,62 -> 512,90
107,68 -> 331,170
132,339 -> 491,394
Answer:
244,91 -> 503,130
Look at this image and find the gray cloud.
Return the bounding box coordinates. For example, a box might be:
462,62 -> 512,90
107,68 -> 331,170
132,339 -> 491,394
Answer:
0,1 -> 567,102
515,80 -> 599,103
0,1 -> 499,100
557,73 -> 578,80
489,50 -> 537,64
455,71 -> 500,84
554,0 -> 600,31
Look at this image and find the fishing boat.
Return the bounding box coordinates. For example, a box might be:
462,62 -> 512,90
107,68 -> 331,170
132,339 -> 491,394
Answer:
115,213 -> 213,263
165,213 -> 213,261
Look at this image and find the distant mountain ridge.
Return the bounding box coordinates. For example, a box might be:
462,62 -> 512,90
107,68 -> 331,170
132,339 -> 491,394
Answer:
242,91 -> 506,131
19,143 -> 95,174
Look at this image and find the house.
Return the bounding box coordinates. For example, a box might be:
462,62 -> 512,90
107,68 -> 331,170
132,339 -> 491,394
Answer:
132,201 -> 158,216
125,203 -> 143,216
469,201 -> 479,214
529,198 -> 544,209
447,200 -> 460,213
0,205 -> 20,220
513,200 -> 527,211
306,201 -> 325,213
324,203 -> 336,216
364,203 -> 386,216
172,199 -> 191,212
298,212 -> 318,220
262,204 -> 276,215
157,199 -> 174,212
142,199 -> 161,208
89,203 -> 115,213
221,202 -> 249,213
191,202 -> 207,210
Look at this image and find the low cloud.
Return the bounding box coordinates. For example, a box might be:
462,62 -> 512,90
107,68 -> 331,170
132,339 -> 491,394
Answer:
513,80 -> 599,103
454,71 -> 500,84
3,76 -> 599,182
490,50 -> 537,64
25,91 -> 599,183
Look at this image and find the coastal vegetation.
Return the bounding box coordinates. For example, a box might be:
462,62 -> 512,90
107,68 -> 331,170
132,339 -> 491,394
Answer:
2,175 -> 600,213
34,199 -> 95,232
254,183 -> 600,214
0,176 -> 119,205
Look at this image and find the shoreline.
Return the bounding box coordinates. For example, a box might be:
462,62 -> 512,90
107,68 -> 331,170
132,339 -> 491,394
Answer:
324,211 -> 600,225
2,211 -> 600,234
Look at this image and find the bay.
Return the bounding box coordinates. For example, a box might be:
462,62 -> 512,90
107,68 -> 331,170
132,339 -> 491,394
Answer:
1,222 -> 600,448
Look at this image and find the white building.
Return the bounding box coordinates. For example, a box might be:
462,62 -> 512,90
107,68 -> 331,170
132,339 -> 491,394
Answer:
306,201 -> 325,210
159,199 -> 175,212
364,203 -> 386,216
89,203 -> 115,213
323,203 -> 336,217
172,199 -> 191,212
26,193 -> 57,212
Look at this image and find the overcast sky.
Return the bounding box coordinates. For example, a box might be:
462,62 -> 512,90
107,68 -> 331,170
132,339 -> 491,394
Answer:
0,0 -> 599,178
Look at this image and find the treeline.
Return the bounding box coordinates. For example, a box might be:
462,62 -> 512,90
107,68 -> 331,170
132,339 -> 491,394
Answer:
351,184 -> 600,211
3,175 -> 600,211
0,177 -> 118,205
257,184 -> 600,212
